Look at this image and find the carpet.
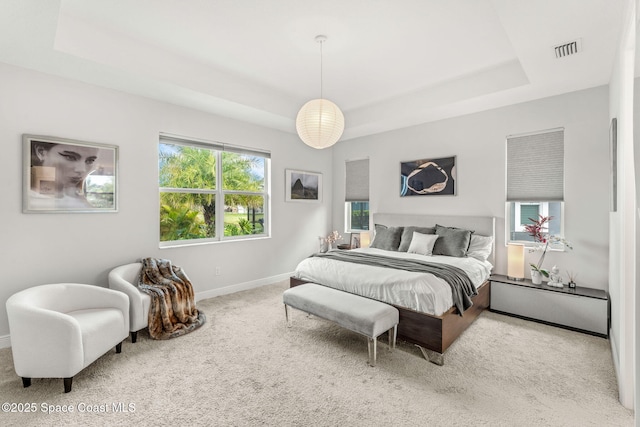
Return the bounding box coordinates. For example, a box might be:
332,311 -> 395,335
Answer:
0,281 -> 633,426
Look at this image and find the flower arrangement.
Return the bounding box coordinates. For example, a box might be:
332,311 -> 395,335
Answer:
524,215 -> 572,278
326,230 -> 342,245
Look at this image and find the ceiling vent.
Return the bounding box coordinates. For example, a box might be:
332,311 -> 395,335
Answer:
554,39 -> 582,58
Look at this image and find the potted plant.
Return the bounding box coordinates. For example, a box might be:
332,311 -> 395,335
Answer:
524,215 -> 572,285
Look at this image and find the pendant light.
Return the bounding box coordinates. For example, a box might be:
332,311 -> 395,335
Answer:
296,35 -> 345,149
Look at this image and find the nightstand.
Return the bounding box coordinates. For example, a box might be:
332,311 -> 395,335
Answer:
489,274 -> 609,337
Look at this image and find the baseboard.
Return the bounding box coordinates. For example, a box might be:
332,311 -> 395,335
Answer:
609,328 -> 619,376
609,328 -> 625,406
608,328 -> 635,409
0,273 -> 294,350
195,272 -> 293,302
0,334 -> 11,349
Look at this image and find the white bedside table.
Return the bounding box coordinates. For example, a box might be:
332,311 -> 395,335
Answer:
490,274 -> 609,337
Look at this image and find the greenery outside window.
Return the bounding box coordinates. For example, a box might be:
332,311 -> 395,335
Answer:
346,201 -> 369,232
159,134 -> 269,246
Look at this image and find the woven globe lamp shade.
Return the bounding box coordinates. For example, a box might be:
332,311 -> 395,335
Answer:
296,98 -> 345,149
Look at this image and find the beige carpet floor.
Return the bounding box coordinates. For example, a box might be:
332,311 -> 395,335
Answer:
0,281 -> 633,426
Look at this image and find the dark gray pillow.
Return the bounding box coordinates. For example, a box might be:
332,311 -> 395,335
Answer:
398,226 -> 436,252
432,224 -> 473,257
370,224 -> 404,251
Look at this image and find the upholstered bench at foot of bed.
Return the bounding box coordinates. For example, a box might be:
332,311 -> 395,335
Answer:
283,283 -> 399,367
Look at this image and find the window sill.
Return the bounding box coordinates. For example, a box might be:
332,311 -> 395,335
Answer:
160,234 -> 270,249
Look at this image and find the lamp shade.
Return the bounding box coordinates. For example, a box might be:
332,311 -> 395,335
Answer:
359,232 -> 371,248
507,243 -> 525,281
296,98 -> 345,149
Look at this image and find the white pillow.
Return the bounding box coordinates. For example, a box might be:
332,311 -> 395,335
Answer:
407,232 -> 439,256
467,235 -> 494,261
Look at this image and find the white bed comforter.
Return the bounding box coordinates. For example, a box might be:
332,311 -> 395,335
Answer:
293,248 -> 493,316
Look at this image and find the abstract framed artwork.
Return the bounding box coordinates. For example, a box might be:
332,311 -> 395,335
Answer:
401,156 -> 456,197
23,134 -> 118,213
609,118 -> 617,212
285,169 -> 322,202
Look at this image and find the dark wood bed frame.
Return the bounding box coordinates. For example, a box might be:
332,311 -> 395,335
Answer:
291,213 -> 495,365
290,277 -> 490,364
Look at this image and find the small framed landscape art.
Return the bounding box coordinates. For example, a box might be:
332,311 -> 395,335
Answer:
401,156 -> 456,197
285,169 -> 322,202
350,233 -> 361,249
23,134 -> 118,213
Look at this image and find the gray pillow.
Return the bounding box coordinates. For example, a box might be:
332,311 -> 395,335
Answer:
432,224 -> 473,257
398,226 -> 436,252
370,224 -> 404,251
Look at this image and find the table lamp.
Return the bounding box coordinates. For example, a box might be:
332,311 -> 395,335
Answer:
507,243 -> 525,281
359,232 -> 371,248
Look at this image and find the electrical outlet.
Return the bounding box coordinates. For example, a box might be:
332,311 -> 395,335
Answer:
215,267 -> 221,276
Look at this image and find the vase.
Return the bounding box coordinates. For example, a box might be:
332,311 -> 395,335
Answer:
318,237 -> 328,253
531,269 -> 543,285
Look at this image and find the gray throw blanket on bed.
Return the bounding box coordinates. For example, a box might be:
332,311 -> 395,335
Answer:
311,251 -> 477,315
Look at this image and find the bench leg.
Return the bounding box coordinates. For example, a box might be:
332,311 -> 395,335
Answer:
388,325 -> 397,351
367,337 -> 377,367
284,304 -> 312,326
284,304 -> 292,327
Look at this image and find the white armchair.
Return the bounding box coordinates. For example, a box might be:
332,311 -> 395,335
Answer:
108,262 -> 149,343
6,283 -> 129,393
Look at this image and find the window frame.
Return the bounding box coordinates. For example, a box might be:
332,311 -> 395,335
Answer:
345,158 -> 370,234
159,135 -> 270,248
345,201 -> 370,233
506,128 -> 565,248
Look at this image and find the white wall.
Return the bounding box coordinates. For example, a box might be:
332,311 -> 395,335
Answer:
0,62 -> 333,339
608,0 -> 637,411
332,86 -> 611,289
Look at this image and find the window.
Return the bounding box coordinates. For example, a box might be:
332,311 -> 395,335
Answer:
508,201 -> 563,243
347,201 -> 370,231
506,129 -> 564,245
345,159 -> 369,232
159,134 -> 269,246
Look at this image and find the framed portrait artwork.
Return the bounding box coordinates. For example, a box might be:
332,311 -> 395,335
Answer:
401,156 -> 456,197
23,135 -> 118,213
285,169 -> 322,202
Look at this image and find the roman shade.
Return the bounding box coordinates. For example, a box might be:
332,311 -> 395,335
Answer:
345,158 -> 369,202
506,128 -> 564,201
160,133 -> 271,158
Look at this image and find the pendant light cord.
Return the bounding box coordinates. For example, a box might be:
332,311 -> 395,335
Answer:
319,38 -> 324,99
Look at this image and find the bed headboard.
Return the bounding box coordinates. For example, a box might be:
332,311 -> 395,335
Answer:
372,213 -> 496,265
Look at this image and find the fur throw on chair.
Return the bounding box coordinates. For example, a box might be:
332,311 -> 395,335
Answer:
138,258 -> 206,340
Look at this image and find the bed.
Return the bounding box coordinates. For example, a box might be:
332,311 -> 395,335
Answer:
290,213 -> 495,364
